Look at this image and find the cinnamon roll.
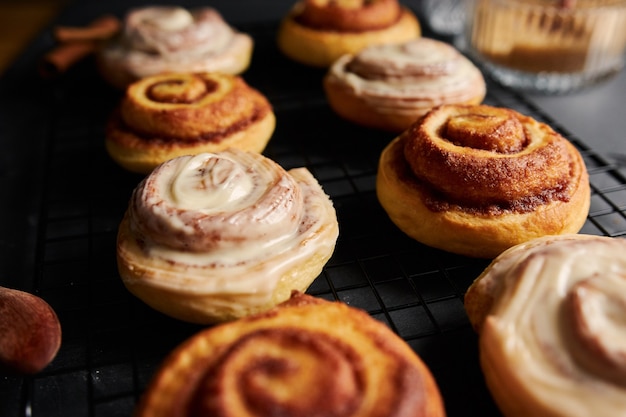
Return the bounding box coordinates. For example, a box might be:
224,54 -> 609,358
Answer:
324,38 -> 486,132
277,0 -> 421,67
116,150 -> 339,324
105,72 -> 276,174
134,291 -> 446,417
97,6 -> 253,89
464,234 -> 626,417
376,104 -> 590,258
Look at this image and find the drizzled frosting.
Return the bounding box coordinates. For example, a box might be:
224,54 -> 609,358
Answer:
130,151 -> 303,254
466,234 -> 626,417
99,6 -> 252,85
122,150 -> 338,307
327,38 -> 485,116
123,7 -> 234,57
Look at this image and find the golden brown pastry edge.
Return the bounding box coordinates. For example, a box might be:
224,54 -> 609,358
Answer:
276,6 -> 421,67
376,135 -> 591,258
105,109 -> 275,174
134,291 -> 446,417
116,209 -> 339,324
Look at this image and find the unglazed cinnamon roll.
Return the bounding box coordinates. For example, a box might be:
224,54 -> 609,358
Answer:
105,72 -> 275,174
464,234 -> 626,417
277,0 -> 421,67
116,150 -> 339,324
134,292 -> 446,417
97,6 -> 253,89
324,38 -> 486,132
376,104 -> 590,258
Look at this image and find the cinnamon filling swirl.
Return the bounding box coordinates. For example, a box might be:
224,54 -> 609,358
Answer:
189,328 -> 365,416
110,106 -> 267,145
147,78 -> 219,104
134,293 -> 445,417
400,104 -> 584,213
294,0 -> 402,32
112,72 -> 271,143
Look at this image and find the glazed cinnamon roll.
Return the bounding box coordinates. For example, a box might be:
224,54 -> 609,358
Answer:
376,104 -> 590,258
116,150 -> 339,324
324,38 -> 486,132
464,234 -> 626,417
277,0 -> 421,67
97,6 -> 253,89
105,72 -> 275,174
134,292 -> 446,417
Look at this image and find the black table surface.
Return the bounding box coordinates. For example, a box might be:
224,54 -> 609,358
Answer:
1,1 -> 625,416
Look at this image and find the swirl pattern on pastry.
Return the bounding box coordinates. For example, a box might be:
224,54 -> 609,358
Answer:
464,234 -> 626,417
376,104 -> 590,258
277,0 -> 420,67
116,150 -> 339,323
97,6 -> 253,89
105,72 -> 275,174
324,38 -> 486,131
295,0 -> 402,31
134,292 -> 446,417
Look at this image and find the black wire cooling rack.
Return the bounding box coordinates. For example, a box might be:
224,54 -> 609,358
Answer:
1,16 -> 625,417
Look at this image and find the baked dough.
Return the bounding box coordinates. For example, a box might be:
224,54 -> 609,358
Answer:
97,6 -> 253,89
376,104 -> 590,258
465,234 -> 626,417
277,0 -> 420,67
116,150 -> 339,324
324,37 -> 486,132
134,292 -> 446,417
105,72 -> 275,174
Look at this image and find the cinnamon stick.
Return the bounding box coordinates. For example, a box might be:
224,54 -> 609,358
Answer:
53,14 -> 121,43
39,14 -> 121,79
39,41 -> 98,78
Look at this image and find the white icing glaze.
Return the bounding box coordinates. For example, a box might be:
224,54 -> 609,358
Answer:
101,6 -> 252,79
124,7 -> 233,57
131,151 -> 303,251
131,7 -> 194,32
482,235 -> 626,417
327,38 -> 486,114
126,150 -> 338,302
169,153 -> 255,211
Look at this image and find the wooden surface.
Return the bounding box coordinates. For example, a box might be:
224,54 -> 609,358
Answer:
0,0 -> 69,74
